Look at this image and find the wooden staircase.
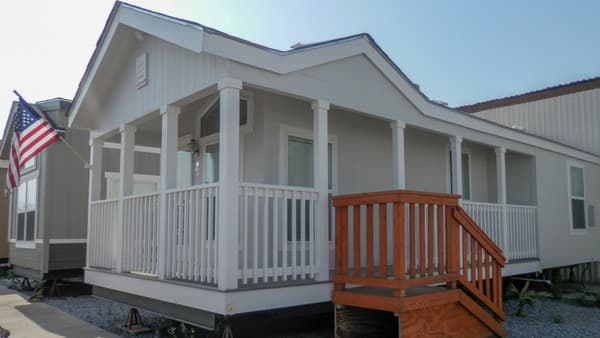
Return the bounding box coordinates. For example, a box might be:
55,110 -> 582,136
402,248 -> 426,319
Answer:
331,190 -> 506,338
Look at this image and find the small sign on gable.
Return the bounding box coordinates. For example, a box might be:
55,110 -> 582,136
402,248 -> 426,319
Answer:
136,52 -> 148,89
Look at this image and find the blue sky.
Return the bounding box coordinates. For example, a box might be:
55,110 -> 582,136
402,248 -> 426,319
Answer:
0,0 -> 599,133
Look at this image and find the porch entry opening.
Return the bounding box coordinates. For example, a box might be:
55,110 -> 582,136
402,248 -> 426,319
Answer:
449,152 -> 471,200
286,135 -> 333,241
199,97 -> 250,184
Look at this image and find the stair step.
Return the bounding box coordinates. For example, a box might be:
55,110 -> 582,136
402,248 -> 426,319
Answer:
333,286 -> 505,337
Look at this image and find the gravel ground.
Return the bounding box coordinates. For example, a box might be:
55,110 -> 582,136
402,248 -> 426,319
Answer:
50,296 -> 600,338
43,295 -> 171,337
5,277 -> 600,337
504,298 -> 600,338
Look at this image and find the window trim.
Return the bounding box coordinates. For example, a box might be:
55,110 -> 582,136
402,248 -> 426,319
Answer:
21,155 -> 37,175
278,124 -> 338,194
14,172 -> 39,247
567,161 -> 587,234
196,90 -> 255,141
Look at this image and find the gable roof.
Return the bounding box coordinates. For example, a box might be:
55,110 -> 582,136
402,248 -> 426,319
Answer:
66,1 -> 433,127
458,76 -> 600,113
0,98 -> 71,160
66,2 -> 600,165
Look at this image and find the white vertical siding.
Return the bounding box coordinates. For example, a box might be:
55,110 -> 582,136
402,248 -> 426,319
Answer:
474,88 -> 600,156
93,30 -> 227,133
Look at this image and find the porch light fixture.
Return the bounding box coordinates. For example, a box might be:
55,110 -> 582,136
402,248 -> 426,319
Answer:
187,138 -> 200,156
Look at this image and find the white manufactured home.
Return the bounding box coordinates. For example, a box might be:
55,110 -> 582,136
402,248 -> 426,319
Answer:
66,2 -> 600,332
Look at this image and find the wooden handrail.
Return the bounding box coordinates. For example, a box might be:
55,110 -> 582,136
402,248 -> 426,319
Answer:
332,189 -> 461,207
332,189 -> 505,321
453,208 -> 505,264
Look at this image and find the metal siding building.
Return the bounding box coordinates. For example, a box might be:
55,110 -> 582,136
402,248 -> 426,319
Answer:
461,78 -> 600,156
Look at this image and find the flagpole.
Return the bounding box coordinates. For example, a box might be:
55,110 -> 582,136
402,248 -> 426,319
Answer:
58,135 -> 90,168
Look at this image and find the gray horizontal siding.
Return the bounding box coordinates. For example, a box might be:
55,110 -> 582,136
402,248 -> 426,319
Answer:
9,243 -> 42,272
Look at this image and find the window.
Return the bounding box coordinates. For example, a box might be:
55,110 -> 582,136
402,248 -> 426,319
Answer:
16,177 -> 37,241
200,99 -> 249,138
568,164 -> 586,231
286,136 -> 334,190
283,133 -> 336,241
449,152 -> 471,200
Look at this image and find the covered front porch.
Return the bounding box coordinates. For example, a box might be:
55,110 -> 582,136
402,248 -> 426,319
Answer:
85,78 -> 539,314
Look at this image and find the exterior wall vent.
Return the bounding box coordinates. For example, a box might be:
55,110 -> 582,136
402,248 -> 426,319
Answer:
136,52 -> 148,89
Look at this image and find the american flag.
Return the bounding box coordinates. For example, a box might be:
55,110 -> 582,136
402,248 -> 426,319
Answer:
5,95 -> 59,192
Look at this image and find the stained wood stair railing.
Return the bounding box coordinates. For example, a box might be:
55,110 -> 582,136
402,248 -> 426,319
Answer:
331,190 -> 506,335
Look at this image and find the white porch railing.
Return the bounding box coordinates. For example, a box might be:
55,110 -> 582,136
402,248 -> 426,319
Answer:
507,204 -> 537,260
122,192 -> 160,275
462,201 -> 538,261
462,202 -> 505,249
238,183 -> 319,284
89,199 -> 119,270
165,183 -> 219,284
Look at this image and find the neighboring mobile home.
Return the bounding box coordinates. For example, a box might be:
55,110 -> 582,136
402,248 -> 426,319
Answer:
67,2 -> 600,334
0,98 -> 90,281
461,77 -> 600,281
0,158 -> 8,263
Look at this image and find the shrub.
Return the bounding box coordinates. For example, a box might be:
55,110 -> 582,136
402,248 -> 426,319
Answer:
550,314 -> 564,324
507,281 -> 537,316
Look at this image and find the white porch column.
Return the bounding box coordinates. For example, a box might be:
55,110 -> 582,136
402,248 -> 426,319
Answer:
86,137 -> 104,268
116,124 -> 136,272
450,136 -> 463,197
312,99 -> 330,281
496,146 -> 509,261
157,105 -> 180,279
217,78 -> 242,290
391,120 -> 406,189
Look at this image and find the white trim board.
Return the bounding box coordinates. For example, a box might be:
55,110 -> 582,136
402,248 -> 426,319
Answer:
85,268 -> 333,315
48,238 -> 87,244
103,142 -> 160,154
502,260 -> 541,277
